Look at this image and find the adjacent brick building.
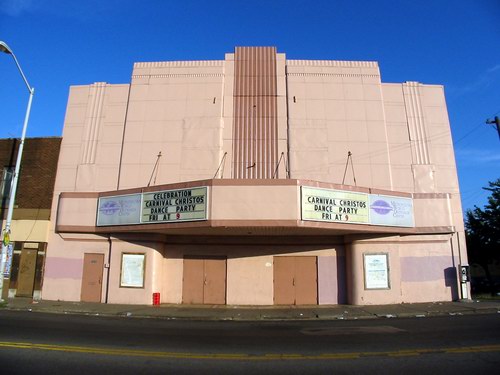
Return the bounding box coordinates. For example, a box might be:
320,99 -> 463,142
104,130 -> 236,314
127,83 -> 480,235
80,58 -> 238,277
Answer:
0,137 -> 61,299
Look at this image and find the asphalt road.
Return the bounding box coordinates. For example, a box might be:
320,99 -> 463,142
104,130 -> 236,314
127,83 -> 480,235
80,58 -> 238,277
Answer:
0,310 -> 499,374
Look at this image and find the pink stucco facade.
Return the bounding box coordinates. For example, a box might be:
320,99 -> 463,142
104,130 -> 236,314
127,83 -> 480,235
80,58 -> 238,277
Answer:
43,47 -> 469,306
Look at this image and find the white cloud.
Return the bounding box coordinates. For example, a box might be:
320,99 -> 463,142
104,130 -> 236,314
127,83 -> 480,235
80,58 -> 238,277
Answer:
456,148 -> 500,164
0,0 -> 38,16
1,0 -> 125,20
487,64 -> 500,73
450,64 -> 500,97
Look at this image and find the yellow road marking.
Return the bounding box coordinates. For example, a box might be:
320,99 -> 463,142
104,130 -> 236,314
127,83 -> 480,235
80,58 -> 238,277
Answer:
0,341 -> 499,361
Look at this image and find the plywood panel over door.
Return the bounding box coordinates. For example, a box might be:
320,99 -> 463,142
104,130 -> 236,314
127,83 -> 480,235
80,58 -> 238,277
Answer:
295,257 -> 318,305
204,258 -> 226,304
182,258 -> 204,304
274,256 -> 318,305
182,256 -> 226,305
81,253 -> 104,303
273,257 -> 295,305
16,249 -> 37,297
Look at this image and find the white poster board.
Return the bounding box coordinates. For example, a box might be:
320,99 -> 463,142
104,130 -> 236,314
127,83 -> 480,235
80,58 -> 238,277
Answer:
364,253 -> 390,289
120,253 -> 145,288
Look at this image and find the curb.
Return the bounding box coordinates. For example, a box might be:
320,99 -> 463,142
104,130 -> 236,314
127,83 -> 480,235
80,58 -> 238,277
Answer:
3,299 -> 500,322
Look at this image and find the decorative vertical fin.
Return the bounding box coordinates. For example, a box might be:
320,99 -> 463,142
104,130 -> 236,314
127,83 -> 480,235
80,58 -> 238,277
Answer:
81,82 -> 106,164
232,47 -> 278,178
403,82 -> 430,164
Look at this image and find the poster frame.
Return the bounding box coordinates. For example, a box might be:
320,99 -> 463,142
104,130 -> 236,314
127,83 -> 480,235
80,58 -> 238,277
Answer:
363,253 -> 390,290
119,252 -> 146,288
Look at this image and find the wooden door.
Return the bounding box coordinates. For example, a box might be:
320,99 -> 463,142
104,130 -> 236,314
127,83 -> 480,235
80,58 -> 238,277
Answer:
182,258 -> 204,304
295,257 -> 318,305
204,258 -> 226,305
274,257 -> 295,305
182,256 -> 226,304
81,253 -> 104,303
274,256 -> 318,305
16,249 -> 37,297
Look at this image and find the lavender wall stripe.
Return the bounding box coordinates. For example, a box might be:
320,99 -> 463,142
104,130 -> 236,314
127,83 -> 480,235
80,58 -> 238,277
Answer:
400,256 -> 458,282
44,257 -> 83,279
318,256 -> 338,304
317,255 -> 347,304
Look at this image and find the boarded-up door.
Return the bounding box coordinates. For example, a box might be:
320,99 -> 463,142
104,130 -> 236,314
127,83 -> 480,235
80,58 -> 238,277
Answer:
16,249 -> 37,297
81,253 -> 104,303
295,257 -> 318,305
204,258 -> 226,304
274,256 -> 317,305
182,256 -> 226,305
274,257 -> 295,305
182,258 -> 205,304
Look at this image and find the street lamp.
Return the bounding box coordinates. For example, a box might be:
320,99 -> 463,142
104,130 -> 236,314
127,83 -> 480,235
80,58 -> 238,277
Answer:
0,41 -> 35,301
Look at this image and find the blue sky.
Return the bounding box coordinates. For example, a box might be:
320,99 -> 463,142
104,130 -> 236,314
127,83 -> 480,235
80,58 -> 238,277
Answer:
1,0 -> 499,212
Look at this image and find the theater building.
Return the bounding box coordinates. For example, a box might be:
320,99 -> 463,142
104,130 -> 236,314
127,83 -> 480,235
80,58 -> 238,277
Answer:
42,47 -> 469,305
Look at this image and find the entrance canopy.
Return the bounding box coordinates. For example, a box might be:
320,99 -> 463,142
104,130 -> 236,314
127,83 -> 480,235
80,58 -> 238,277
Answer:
55,179 -> 454,237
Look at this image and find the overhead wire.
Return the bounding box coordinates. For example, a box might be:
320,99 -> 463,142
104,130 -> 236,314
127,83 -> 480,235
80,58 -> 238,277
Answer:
291,109 -> 500,174
461,189 -> 489,206
292,129 -> 451,174
454,109 -> 500,145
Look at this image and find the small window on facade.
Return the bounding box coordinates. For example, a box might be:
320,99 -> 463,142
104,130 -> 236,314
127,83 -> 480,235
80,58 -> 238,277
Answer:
0,167 -> 14,208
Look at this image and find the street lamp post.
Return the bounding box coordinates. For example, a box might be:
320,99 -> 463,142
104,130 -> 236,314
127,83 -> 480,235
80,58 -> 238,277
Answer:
0,41 -> 35,301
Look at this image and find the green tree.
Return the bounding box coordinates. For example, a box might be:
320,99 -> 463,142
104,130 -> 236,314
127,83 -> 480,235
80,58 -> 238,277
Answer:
465,178 -> 500,294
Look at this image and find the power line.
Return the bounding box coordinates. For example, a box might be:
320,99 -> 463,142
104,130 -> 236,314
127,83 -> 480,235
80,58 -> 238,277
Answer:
454,109 -> 500,147
454,123 -> 484,144
292,129 -> 450,174
486,116 -> 500,141
290,109 -> 500,174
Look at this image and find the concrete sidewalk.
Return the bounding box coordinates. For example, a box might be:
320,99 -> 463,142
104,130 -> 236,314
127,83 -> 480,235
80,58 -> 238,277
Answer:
3,298 -> 500,321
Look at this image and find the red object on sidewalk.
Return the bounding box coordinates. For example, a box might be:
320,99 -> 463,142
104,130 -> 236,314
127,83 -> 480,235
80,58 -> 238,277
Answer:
152,292 -> 160,306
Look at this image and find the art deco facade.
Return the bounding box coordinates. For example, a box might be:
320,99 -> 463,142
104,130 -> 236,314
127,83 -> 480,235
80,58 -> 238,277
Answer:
42,47 -> 468,305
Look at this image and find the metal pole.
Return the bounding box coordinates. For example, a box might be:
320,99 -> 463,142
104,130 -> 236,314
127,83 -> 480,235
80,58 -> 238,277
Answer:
0,41 -> 34,302
0,89 -> 34,301
485,116 -> 500,141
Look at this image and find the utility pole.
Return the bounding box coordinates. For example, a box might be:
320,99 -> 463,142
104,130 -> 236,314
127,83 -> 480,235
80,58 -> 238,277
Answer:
0,41 -> 34,301
486,116 -> 500,140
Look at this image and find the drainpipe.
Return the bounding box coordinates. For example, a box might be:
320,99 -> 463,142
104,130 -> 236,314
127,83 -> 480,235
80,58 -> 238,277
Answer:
105,235 -> 112,304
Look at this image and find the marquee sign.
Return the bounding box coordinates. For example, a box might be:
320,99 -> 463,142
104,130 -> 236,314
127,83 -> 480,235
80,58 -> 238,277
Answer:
97,193 -> 142,226
142,187 -> 208,223
301,187 -> 369,224
301,187 -> 414,227
369,194 -> 414,227
96,187 -> 208,226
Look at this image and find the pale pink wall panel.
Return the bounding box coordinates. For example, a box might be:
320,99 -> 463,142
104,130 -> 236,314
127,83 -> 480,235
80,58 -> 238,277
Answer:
400,256 -> 458,283
318,256 -> 337,304
44,257 -> 83,279
317,255 -> 347,305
